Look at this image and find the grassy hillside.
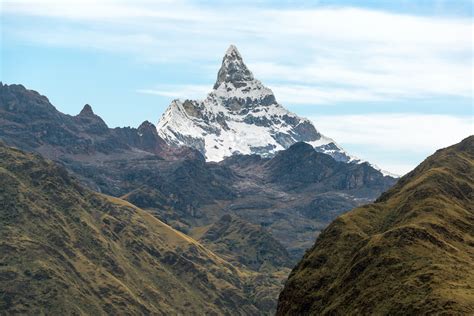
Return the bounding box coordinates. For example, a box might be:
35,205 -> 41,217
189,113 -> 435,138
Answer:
199,214 -> 293,271
191,214 -> 293,311
277,136 -> 474,315
0,142 -> 265,315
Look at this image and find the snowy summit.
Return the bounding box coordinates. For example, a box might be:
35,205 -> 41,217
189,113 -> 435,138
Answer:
156,45 -> 367,166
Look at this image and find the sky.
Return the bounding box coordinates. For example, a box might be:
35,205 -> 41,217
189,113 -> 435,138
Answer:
1,0 -> 473,175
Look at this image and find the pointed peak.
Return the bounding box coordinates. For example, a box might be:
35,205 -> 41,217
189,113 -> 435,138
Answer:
286,142 -> 315,156
138,120 -> 156,131
214,45 -> 254,89
225,44 -> 241,58
138,120 -> 159,138
79,104 -> 94,116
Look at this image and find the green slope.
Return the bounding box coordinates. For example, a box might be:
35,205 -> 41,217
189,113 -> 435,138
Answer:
277,136 -> 474,315
199,214 -> 293,271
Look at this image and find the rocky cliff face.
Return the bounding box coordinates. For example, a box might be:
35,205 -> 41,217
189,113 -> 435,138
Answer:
156,45 -> 364,166
277,136 -> 474,315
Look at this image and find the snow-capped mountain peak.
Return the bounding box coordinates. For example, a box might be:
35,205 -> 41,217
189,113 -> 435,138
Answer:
211,45 -> 275,107
156,45 -> 392,175
214,44 -> 254,89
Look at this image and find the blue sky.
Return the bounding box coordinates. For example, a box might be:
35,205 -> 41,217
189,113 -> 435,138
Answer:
1,0 -> 473,174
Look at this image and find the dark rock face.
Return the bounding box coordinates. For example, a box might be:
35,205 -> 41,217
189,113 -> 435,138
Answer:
266,143 -> 389,191
0,83 -> 82,151
215,144 -> 396,257
265,142 -> 335,185
74,104 -> 109,134
290,120 -> 320,142
78,104 -> 94,116
0,83 -> 170,156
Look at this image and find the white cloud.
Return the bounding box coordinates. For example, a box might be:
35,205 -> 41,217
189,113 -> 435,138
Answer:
375,162 -> 419,177
309,114 -> 473,174
3,1 -> 473,103
137,85 -> 210,99
2,0 -> 207,21
270,84 -> 385,104
250,56 -> 472,101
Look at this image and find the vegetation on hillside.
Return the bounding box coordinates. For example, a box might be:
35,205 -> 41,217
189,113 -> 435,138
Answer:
0,142 -> 271,314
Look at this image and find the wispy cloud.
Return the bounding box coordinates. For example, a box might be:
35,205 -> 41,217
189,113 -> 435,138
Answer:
311,114 -> 473,152
137,85 -> 210,99
3,0 -> 472,104
309,113 -> 473,174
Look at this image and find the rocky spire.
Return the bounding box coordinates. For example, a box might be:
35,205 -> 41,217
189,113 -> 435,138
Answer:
74,103 -> 109,133
79,104 -> 95,116
138,120 -> 158,136
213,45 -> 254,89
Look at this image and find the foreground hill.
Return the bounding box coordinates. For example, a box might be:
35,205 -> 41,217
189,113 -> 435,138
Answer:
0,142 -> 271,314
277,136 -> 474,315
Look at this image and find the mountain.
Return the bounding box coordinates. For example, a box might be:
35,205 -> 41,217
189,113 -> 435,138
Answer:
0,82 -> 396,312
0,83 -> 197,161
117,142 -> 395,259
277,136 -> 474,315
214,143 -> 396,258
0,141 -> 283,314
156,45 -> 364,166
